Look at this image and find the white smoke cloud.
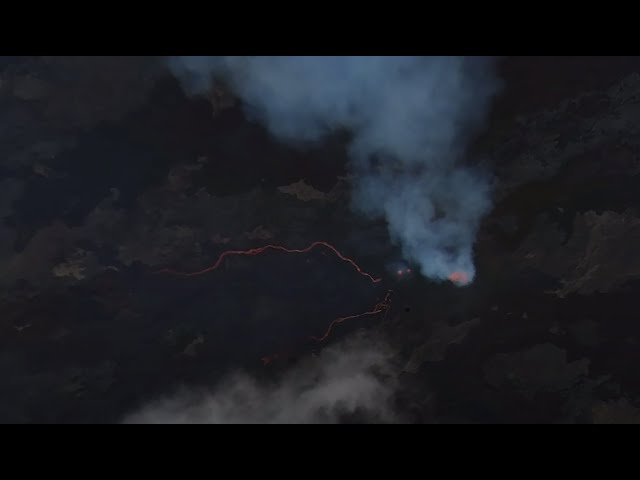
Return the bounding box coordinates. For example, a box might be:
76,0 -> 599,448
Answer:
123,335 -> 397,424
167,56 -> 499,283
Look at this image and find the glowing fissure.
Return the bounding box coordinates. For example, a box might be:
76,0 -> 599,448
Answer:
309,289 -> 394,342
154,240 -> 382,284
154,241 -> 390,358
259,289 -> 393,366
154,240 -> 464,364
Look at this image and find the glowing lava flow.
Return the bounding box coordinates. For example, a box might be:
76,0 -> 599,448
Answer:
309,289 -> 393,342
154,241 -> 390,359
154,241 -> 382,284
260,290 -> 393,366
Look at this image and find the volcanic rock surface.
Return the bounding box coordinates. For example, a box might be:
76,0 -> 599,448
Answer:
2,56 -> 640,423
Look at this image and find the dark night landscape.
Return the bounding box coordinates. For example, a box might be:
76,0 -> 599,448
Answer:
1,56 -> 640,424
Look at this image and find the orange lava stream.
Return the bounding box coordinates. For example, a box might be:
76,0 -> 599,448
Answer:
154,240 -> 382,284
309,290 -> 394,342
154,241 -> 390,361
261,289 -> 393,367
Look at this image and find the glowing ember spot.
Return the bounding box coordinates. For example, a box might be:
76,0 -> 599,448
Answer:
397,270 -> 403,276
448,271 -> 470,285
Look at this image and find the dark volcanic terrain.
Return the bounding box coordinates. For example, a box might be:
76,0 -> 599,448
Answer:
1,56 -> 640,423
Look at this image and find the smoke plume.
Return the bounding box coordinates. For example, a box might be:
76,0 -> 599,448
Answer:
168,56 -> 498,283
123,335 -> 397,424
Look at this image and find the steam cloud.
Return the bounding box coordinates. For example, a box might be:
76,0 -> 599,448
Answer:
123,336 -> 397,424
168,56 -> 498,283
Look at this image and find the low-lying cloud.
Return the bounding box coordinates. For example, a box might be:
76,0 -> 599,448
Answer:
123,335 -> 397,424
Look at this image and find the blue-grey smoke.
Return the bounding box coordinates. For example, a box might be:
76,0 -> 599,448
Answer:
167,56 -> 498,283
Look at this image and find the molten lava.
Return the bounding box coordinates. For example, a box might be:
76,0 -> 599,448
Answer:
260,289 -> 393,366
310,289 -> 393,342
154,240 -> 382,284
448,270 -> 469,285
154,241 -> 391,359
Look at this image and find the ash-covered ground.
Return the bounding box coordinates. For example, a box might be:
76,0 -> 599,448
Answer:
1,56 -> 640,423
